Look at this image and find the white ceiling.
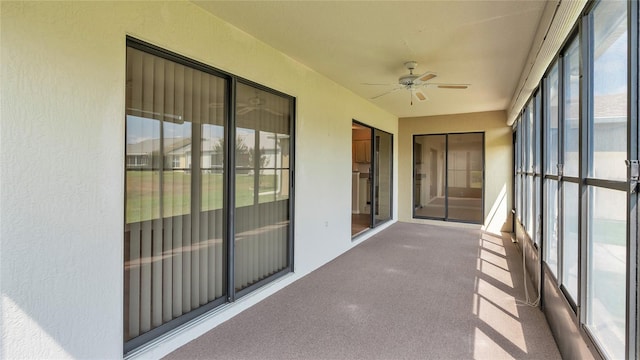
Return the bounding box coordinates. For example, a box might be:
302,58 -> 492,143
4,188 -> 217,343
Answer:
194,1 -> 548,119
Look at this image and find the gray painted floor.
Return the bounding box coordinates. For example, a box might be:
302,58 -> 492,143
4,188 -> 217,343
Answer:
165,222 -> 561,360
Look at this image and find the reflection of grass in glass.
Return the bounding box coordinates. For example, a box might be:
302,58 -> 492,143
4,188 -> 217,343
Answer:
201,173 -> 224,211
259,174 -> 276,192
127,171 -> 286,223
126,171 -> 160,223
163,171 -> 191,218
235,175 -> 254,208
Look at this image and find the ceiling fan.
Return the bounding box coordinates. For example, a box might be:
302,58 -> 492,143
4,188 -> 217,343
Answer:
236,96 -> 283,116
209,96 -> 283,116
365,61 -> 469,105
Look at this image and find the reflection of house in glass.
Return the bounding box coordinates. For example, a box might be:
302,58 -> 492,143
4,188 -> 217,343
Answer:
126,137 -> 229,172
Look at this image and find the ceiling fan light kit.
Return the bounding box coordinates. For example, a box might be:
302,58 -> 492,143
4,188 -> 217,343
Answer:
367,61 -> 469,105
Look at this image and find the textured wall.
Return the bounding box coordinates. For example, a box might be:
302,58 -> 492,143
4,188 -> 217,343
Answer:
0,1 -> 398,358
398,111 -> 512,234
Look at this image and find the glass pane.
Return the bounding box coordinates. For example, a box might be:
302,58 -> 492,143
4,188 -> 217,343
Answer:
258,169 -> 276,204
201,125 -> 224,211
523,172 -> 528,228
163,121 -> 192,218
235,82 -> 291,291
516,117 -> 522,173
590,1 -> 627,181
545,179 -> 558,277
276,170 -> 290,201
374,130 -> 392,225
546,62 -> 559,175
534,92 -> 541,174
586,187 -> 626,360
236,127 -> 255,208
126,115 -> 161,224
352,122 -> 371,235
447,133 -> 483,222
526,101 -> 534,173
413,135 -> 446,218
526,175 -> 534,239
534,175 -> 541,246
563,39 -> 580,177
515,173 -> 520,221
562,181 -> 579,301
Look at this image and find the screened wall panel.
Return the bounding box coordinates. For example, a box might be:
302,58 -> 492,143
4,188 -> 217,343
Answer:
546,63 -> 559,176
513,2 -> 636,358
544,179 -> 559,277
561,181 -> 579,302
586,187 -> 626,360
563,39 -> 580,178
583,2 -> 629,358
589,0 -> 627,182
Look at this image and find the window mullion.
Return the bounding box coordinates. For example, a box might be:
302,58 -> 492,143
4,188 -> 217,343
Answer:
226,77 -> 237,303
629,1 -> 639,358
577,10 -> 591,324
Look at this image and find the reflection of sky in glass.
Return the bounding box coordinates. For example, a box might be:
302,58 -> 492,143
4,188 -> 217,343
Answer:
127,115 -> 158,144
126,115 -> 193,144
548,63 -> 558,108
594,33 -> 626,96
593,1 -> 626,96
202,124 -> 223,140
164,120 -> 191,142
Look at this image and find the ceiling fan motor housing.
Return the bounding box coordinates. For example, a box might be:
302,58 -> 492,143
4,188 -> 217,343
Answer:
399,74 -> 419,86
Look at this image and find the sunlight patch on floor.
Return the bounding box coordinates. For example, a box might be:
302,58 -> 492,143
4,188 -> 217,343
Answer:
473,231 -> 529,358
479,249 -> 509,270
478,295 -> 527,352
481,238 -> 507,255
478,259 -> 513,288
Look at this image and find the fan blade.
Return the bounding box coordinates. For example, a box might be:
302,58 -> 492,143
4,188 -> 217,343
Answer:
425,83 -> 470,89
361,82 -> 398,86
370,87 -> 402,100
237,106 -> 255,115
414,71 -> 437,83
438,85 -> 469,89
264,108 -> 284,116
414,90 -> 429,102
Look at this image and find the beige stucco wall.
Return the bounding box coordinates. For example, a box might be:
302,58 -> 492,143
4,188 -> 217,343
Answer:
1,2 -> 397,359
398,111 -> 512,234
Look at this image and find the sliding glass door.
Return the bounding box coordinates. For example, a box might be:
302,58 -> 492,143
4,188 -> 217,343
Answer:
124,38 -> 294,353
413,132 -> 484,223
373,129 -> 392,226
351,121 -> 393,237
